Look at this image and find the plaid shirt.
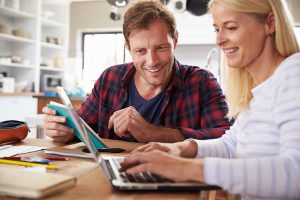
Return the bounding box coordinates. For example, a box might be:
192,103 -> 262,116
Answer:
78,59 -> 232,141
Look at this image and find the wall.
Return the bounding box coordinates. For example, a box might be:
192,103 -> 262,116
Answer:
69,0 -> 126,57
289,0 -> 300,26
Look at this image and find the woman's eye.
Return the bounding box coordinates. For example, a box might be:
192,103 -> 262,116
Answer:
214,28 -> 219,33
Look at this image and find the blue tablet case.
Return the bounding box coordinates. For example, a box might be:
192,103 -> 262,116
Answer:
47,104 -> 107,149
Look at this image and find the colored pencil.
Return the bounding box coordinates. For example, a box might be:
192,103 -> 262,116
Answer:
2,156 -> 69,161
0,158 -> 58,170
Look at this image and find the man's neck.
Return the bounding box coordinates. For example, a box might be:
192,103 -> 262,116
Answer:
133,76 -> 169,100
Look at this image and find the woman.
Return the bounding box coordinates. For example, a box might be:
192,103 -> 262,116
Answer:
120,0 -> 300,199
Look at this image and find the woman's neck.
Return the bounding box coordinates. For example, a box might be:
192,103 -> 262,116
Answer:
246,37 -> 285,85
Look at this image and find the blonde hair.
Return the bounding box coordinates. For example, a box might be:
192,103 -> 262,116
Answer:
209,0 -> 300,117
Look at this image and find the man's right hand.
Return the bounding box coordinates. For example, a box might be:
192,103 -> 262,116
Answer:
42,106 -> 75,143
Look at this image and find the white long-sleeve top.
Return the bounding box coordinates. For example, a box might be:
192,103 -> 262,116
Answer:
194,53 -> 300,200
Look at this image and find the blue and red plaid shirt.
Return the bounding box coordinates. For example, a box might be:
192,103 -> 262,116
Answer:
78,59 -> 232,141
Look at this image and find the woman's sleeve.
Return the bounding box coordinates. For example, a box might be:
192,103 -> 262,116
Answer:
193,120 -> 239,159
203,58 -> 300,198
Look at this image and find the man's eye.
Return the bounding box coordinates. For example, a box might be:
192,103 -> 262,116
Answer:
157,46 -> 168,51
135,49 -> 145,54
227,27 -> 237,31
214,29 -> 219,33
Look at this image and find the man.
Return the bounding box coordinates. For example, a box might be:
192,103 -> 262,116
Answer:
43,0 -> 232,143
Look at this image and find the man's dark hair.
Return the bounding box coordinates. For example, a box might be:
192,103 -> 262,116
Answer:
123,0 -> 177,45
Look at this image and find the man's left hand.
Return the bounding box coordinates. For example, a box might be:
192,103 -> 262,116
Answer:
108,106 -> 157,142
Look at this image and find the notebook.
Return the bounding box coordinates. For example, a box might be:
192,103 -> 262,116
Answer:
56,86 -> 221,191
0,168 -> 76,199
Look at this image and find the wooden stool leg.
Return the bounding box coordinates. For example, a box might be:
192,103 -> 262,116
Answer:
208,190 -> 216,200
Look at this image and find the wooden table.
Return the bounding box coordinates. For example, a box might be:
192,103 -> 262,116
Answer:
0,139 -> 227,200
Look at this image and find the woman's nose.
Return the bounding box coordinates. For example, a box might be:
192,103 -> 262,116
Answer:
216,29 -> 226,47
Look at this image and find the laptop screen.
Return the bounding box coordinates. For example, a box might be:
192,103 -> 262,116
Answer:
56,86 -> 102,164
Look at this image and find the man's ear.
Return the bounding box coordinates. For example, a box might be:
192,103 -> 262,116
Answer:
173,31 -> 178,49
125,43 -> 130,52
265,12 -> 275,35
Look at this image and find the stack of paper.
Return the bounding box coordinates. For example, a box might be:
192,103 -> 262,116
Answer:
45,142 -> 93,159
0,145 -> 46,157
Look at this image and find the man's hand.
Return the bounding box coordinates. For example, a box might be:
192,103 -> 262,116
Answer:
108,106 -> 184,143
108,106 -> 153,142
42,106 -> 75,143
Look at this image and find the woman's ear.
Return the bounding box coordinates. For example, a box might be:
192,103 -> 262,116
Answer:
265,12 -> 275,35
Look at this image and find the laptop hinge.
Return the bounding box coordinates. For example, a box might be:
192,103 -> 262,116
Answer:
100,160 -> 116,181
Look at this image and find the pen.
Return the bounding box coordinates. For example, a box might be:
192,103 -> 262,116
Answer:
0,158 -> 58,170
3,156 -> 69,161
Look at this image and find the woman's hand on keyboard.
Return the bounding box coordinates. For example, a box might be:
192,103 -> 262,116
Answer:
119,150 -> 205,183
131,140 -> 198,158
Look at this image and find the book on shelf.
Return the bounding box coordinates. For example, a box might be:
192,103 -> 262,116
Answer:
0,168 -> 76,199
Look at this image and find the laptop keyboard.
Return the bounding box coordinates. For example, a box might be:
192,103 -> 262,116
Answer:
111,157 -> 172,183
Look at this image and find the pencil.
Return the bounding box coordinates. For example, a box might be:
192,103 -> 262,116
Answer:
44,157 -> 69,161
0,158 -> 58,170
3,156 -> 69,161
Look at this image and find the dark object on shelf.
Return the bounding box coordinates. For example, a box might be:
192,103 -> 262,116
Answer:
0,72 -> 7,77
186,0 -> 208,16
46,36 -> 59,45
0,120 -> 29,144
43,74 -> 62,91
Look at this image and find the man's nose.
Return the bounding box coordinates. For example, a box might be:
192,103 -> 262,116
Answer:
146,51 -> 159,67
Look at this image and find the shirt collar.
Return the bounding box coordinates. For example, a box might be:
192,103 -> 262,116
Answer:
168,58 -> 185,91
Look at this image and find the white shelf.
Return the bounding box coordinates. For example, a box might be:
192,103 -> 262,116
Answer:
40,66 -> 63,72
0,0 -> 69,93
0,6 -> 36,18
41,42 -> 65,50
0,33 -> 35,44
41,18 -> 65,27
0,62 -> 34,69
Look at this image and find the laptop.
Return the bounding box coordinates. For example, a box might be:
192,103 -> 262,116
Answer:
56,86 -> 221,191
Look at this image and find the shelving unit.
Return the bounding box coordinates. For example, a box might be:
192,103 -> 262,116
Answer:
0,5 -> 36,18
0,0 -> 69,93
40,66 -> 64,72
